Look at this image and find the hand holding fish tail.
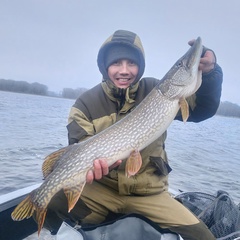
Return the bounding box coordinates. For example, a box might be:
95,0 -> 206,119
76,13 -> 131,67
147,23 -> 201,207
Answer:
188,39 -> 216,74
86,159 -> 122,184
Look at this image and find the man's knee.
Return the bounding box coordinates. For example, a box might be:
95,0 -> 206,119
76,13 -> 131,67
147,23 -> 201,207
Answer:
169,220 -> 216,240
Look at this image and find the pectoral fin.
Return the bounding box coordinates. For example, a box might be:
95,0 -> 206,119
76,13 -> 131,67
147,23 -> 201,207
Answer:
179,98 -> 189,123
125,150 -> 142,178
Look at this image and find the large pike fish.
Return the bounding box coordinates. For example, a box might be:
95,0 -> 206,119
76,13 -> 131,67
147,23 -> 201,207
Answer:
11,37 -> 203,235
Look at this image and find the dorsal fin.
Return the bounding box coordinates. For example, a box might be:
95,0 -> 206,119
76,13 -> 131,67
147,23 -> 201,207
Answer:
42,146 -> 69,179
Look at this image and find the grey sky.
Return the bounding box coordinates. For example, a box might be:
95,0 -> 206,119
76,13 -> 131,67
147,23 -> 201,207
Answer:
1,0 -> 240,104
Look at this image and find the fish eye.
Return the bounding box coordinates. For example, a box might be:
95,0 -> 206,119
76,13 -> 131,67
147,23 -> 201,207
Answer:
176,61 -> 183,67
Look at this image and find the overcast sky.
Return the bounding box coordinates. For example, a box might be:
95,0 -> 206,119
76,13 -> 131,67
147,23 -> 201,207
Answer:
1,0 -> 240,104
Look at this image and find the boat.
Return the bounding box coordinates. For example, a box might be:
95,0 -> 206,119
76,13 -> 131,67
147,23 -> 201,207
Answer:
0,184 -> 239,240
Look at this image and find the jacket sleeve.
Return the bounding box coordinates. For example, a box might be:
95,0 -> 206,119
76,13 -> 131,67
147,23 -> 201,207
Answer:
67,100 -> 95,145
176,63 -> 223,122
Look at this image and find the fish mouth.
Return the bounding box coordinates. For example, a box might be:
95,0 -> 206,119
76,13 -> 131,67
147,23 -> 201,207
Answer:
157,37 -> 203,99
177,37 -> 203,91
185,37 -> 203,70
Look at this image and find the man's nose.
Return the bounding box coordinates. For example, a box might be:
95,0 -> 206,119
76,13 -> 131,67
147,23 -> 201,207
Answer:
119,62 -> 130,74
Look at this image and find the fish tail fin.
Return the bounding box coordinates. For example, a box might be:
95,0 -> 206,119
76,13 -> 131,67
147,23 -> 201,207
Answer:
36,208 -> 47,236
11,194 -> 36,221
11,190 -> 47,236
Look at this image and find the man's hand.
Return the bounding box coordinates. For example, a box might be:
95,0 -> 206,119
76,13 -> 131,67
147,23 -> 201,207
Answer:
188,39 -> 216,74
86,159 -> 122,184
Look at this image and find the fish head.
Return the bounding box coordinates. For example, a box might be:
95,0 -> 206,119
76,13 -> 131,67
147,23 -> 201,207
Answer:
158,37 -> 203,99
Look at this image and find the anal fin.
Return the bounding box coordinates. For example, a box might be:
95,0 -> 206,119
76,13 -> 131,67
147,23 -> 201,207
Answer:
64,181 -> 86,212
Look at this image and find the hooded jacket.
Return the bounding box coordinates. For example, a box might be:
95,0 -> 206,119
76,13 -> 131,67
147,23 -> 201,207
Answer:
67,30 -> 223,195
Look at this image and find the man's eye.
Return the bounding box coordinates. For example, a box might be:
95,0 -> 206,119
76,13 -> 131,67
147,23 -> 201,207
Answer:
112,61 -> 120,65
128,61 -> 137,65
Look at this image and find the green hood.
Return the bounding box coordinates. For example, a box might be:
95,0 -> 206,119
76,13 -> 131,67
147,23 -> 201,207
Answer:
97,30 -> 145,90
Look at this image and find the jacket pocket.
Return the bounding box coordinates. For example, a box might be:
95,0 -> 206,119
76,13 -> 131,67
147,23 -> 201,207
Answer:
149,156 -> 172,176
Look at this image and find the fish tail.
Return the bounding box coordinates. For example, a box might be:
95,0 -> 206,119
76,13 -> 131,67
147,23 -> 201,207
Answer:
36,207 -> 47,236
11,191 -> 47,235
11,194 -> 36,221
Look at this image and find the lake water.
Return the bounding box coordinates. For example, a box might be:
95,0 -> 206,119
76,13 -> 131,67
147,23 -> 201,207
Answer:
0,91 -> 239,203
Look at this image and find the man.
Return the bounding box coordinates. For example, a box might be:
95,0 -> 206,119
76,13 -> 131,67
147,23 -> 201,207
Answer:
50,30 -> 223,239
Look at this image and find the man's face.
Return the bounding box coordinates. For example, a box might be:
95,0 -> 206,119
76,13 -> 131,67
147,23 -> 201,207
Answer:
107,59 -> 139,89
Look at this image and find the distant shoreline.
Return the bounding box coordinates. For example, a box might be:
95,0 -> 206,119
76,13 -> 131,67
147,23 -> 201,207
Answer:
1,89 -> 239,119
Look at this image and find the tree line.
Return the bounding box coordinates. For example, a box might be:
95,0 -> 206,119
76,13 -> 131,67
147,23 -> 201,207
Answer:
216,101 -> 240,118
0,78 -> 87,99
0,79 -> 48,95
62,87 -> 88,99
1,78 -> 240,118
